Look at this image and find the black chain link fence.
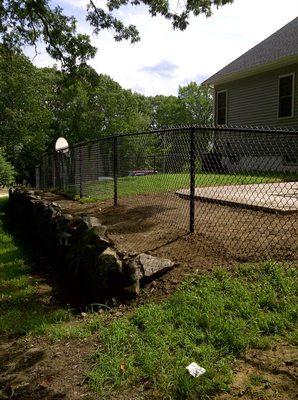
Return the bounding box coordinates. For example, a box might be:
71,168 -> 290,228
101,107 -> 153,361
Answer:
36,126 -> 298,262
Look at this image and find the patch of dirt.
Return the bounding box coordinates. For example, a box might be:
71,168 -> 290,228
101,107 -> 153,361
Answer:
0,333 -> 97,400
41,191 -> 297,297
42,191 -> 297,260
215,342 -> 298,400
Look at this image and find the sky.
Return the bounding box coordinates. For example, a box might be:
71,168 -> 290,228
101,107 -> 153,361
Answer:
28,0 -> 298,96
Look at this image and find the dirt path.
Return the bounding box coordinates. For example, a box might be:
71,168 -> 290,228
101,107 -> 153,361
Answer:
216,343 -> 298,400
0,332 -> 97,400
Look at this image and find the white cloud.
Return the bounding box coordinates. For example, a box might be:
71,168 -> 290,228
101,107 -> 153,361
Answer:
140,60 -> 178,78
31,0 -> 298,95
60,0 -> 88,8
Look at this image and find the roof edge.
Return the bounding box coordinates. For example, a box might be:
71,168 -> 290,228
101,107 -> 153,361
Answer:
202,54 -> 298,86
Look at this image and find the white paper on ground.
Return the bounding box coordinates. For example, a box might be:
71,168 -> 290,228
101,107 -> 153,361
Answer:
186,362 -> 206,377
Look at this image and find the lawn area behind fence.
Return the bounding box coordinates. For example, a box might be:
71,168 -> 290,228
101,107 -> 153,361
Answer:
82,171 -> 294,201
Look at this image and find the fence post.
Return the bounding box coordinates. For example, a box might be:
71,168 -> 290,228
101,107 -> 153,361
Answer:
189,128 -> 196,233
79,146 -> 83,198
113,137 -> 118,206
35,165 -> 40,189
58,152 -> 62,191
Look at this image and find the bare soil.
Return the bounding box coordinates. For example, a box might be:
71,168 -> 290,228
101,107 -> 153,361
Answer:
44,191 -> 297,271
215,343 -> 298,400
0,333 -> 96,400
39,190 -> 297,305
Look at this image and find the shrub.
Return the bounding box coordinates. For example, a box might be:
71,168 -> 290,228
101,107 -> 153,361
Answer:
0,151 -> 16,186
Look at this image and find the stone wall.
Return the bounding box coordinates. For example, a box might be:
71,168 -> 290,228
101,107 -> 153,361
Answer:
8,188 -> 175,299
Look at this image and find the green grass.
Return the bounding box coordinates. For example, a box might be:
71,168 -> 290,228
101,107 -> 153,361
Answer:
80,171 -> 296,202
0,197 -> 72,335
88,262 -> 297,399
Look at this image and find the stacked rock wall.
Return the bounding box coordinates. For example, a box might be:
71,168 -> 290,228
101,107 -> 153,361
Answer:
8,188 -> 175,299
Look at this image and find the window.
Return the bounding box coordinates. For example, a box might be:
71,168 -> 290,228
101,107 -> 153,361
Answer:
278,73 -> 294,118
216,90 -> 227,125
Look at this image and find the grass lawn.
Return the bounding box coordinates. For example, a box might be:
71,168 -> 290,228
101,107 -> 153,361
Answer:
88,263 -> 297,399
81,171 -> 296,202
0,197 -> 71,335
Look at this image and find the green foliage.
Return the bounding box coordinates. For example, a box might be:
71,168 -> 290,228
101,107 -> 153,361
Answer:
55,70 -> 151,143
0,150 -> 15,186
0,47 -> 54,182
0,1 -> 229,185
88,262 -> 297,399
0,198 -> 72,335
150,95 -> 187,128
149,83 -> 213,163
149,83 -> 213,128
0,0 -> 96,72
0,1 -> 233,69
0,46 -> 214,184
178,82 -> 213,125
0,51 -> 152,181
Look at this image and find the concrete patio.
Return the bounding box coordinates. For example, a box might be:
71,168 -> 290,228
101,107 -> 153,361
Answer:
176,182 -> 298,214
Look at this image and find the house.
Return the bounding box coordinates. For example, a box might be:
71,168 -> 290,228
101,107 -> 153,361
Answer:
203,17 -> 298,172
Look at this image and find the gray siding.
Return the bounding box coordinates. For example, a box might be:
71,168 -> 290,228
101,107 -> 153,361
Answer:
215,63 -> 298,128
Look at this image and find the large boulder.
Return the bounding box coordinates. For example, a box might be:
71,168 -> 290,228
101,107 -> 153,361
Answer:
125,253 -> 176,294
81,216 -> 106,232
83,247 -> 130,295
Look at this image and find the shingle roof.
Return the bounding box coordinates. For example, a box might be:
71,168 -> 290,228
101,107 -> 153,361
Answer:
203,17 -> 298,85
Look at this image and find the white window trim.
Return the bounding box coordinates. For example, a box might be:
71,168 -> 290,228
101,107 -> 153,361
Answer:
216,89 -> 228,125
278,72 -> 295,119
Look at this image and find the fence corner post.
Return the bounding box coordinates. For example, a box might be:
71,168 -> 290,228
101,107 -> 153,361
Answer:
113,137 -> 118,206
189,128 -> 196,233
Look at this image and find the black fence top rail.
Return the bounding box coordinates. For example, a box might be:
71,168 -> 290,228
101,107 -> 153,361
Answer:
51,125 -> 298,154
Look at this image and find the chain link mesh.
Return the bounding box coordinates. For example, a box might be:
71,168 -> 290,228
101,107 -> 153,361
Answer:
36,126 -> 298,262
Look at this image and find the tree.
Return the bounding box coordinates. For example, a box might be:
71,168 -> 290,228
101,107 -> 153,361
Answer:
0,150 -> 16,186
150,95 -> 186,128
150,83 -> 213,128
0,46 -> 214,182
54,68 -> 152,143
178,82 -> 213,125
148,83 -> 213,170
0,48 -> 154,181
0,47 -> 54,182
0,0 -> 233,71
